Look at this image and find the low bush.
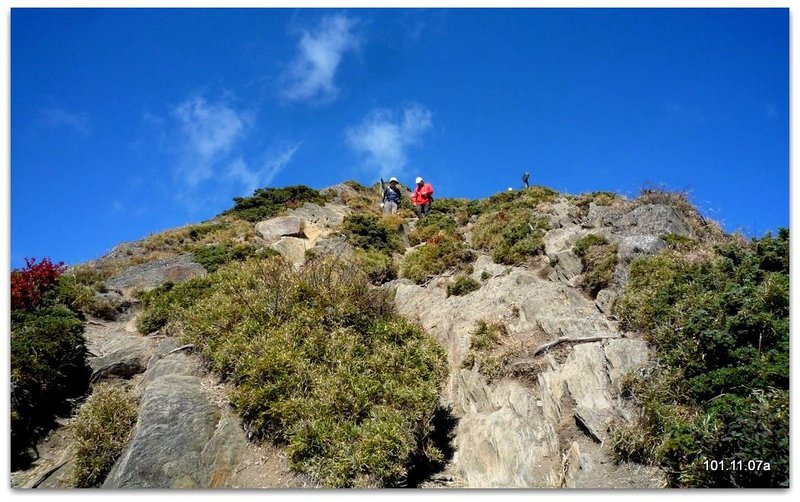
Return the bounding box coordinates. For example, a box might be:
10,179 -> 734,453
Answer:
612,229 -> 789,487
193,242 -> 257,272
447,275 -> 480,297
352,248 -> 397,285
407,212 -> 458,246
572,234 -> 609,257
472,210 -> 550,265
224,185 -> 330,222
55,275 -> 118,320
11,306 -> 89,468
70,384 -> 139,487
178,256 -> 448,487
136,277 -> 213,334
573,234 -> 618,293
460,321 -> 510,381
468,186 -> 558,216
400,231 -> 475,284
663,233 -> 697,251
342,213 -> 403,254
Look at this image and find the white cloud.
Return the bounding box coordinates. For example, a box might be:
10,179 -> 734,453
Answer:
346,104 -> 433,179
226,143 -> 301,195
282,14 -> 359,103
172,97 -> 248,186
40,107 -> 92,136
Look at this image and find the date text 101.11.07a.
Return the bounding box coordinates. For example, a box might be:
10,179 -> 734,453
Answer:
704,459 -> 772,471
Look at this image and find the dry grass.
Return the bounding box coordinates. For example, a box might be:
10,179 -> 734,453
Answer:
70,384 -> 139,487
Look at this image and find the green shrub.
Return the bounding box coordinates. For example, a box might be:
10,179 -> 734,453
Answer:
400,231 -> 475,284
472,210 -> 550,265
342,213 -> 403,254
460,321 -> 510,381
573,234 -> 617,293
447,275 -> 480,297
663,233 -> 697,251
70,384 -> 139,487
612,230 -> 789,487
179,256 -> 448,487
136,276 -> 213,334
11,306 -> 89,468
193,242 -> 257,272
352,248 -> 397,285
572,233 -> 609,257
468,186 -> 558,216
407,212 -> 458,246
55,275 -> 118,320
223,185 -> 329,222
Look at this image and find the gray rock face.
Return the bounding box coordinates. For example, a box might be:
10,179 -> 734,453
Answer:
612,204 -> 694,237
393,260 -> 661,488
254,216 -> 304,245
103,374 -> 222,488
106,254 -> 206,293
87,326 -> 154,382
103,346 -> 252,489
617,234 -> 666,262
287,202 -> 347,227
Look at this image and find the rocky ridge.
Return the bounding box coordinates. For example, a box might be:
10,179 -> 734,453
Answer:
14,186 -> 708,489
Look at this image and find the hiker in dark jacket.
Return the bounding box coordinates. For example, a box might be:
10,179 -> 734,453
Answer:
381,177 -> 402,214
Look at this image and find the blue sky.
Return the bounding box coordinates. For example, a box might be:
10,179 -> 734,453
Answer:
11,8 -> 789,267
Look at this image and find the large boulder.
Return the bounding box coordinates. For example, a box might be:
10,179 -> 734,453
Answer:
286,202 -> 348,242
106,254 -> 206,294
271,237 -> 308,269
254,216 -> 304,245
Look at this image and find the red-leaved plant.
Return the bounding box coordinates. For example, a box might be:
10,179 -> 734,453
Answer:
11,257 -> 66,310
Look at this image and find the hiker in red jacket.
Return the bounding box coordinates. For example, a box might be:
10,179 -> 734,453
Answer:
411,176 -> 434,217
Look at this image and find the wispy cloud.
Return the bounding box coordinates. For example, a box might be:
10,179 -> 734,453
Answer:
172,96 -> 249,186
282,14 -> 360,104
346,104 -> 433,179
226,143 -> 301,195
40,107 -> 92,136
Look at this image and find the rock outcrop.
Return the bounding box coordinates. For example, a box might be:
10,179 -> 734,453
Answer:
393,255 -> 661,488
254,202 -> 350,268
106,254 -> 206,293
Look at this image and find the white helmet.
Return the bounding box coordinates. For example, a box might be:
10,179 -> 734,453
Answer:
415,177 -> 423,184
389,177 -> 398,182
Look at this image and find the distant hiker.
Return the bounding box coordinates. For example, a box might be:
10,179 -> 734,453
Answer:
381,177 -> 402,214
522,171 -> 530,188
411,176 -> 434,217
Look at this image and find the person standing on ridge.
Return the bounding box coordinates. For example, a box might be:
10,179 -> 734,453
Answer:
522,171 -> 530,189
380,177 -> 402,214
411,176 -> 434,217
